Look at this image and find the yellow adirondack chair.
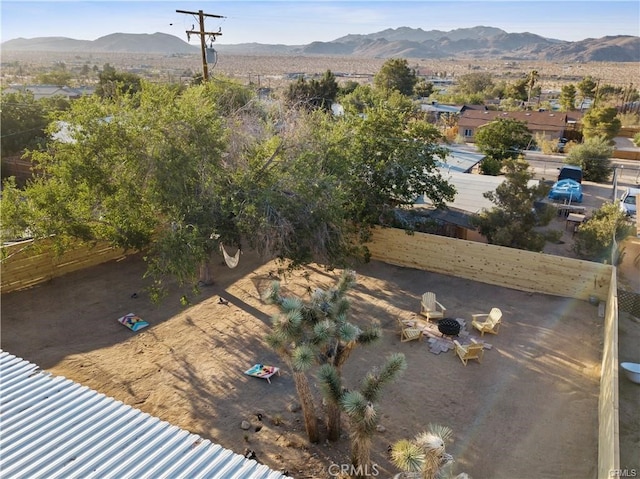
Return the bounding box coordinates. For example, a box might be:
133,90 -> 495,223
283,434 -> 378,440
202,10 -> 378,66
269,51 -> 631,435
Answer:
454,339 -> 484,365
471,308 -> 503,336
420,292 -> 446,322
398,317 -> 424,343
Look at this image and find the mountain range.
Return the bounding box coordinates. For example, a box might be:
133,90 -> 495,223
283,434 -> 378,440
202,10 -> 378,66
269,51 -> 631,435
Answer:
2,27 -> 639,62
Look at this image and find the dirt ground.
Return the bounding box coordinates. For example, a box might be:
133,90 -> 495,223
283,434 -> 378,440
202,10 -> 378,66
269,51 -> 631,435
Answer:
3,244 -> 628,479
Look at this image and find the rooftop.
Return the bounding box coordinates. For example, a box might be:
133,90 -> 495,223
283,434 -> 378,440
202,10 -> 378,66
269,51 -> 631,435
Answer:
0,351 -> 290,479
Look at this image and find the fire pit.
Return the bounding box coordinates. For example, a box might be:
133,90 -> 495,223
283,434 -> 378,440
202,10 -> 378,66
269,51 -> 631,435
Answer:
438,318 -> 461,338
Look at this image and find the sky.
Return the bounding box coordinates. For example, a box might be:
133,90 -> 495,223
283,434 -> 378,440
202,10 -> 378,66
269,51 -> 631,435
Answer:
1,1 -> 639,46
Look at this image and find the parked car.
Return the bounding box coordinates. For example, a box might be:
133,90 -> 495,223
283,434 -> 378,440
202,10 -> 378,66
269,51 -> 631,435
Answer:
557,165 -> 583,183
548,179 -> 583,203
619,187 -> 640,216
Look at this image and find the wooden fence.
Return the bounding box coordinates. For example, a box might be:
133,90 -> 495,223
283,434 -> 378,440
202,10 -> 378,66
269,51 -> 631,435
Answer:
598,267 -> 620,478
613,149 -> 640,161
1,154 -> 35,187
1,239 -> 127,294
367,227 -> 612,301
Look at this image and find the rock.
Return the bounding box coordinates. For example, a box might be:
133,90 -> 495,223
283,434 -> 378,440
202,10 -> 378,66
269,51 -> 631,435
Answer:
241,420 -> 251,430
376,424 -> 386,433
287,402 -> 301,413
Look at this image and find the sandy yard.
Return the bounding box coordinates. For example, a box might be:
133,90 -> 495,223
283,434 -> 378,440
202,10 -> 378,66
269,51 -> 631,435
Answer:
2,244 -> 623,479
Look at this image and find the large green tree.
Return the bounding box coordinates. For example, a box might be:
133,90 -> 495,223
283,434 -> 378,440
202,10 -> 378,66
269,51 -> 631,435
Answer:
559,84 -> 577,111
325,89 -> 456,226
573,202 -> 634,262
285,70 -> 338,111
472,159 -> 554,251
455,72 -> 494,96
474,118 -> 533,175
95,63 -> 143,99
2,78 -> 456,299
1,82 -> 233,299
565,136 -> 614,183
373,58 -> 418,96
581,106 -> 621,141
577,76 -> 598,104
0,91 -> 70,157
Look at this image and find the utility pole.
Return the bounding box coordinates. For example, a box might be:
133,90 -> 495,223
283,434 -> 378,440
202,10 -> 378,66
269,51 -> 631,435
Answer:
176,9 -> 224,82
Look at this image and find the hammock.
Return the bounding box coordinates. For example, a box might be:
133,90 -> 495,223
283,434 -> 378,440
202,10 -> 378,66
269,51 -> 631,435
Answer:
220,243 -> 241,268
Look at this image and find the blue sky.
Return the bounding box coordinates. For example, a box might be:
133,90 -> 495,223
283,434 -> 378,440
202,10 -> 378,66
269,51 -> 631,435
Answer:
2,1 -> 639,45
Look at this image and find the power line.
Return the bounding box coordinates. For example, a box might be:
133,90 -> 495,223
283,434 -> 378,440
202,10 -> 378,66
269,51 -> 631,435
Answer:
175,9 -> 225,82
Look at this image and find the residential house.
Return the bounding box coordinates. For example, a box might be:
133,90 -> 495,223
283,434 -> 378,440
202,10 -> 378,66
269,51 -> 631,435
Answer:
2,84 -> 95,100
458,109 -> 582,144
420,102 -> 486,123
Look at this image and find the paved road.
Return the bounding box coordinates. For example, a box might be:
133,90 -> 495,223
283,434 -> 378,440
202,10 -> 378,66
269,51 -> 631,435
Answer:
452,141 -> 640,205
524,151 -> 640,188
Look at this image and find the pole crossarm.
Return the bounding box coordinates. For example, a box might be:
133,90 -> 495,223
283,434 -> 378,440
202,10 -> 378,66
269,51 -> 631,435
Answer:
176,9 -> 225,18
185,30 -> 223,37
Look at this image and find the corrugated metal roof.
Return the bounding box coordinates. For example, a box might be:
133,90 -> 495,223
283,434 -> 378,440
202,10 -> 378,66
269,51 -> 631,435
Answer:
438,146 -> 484,173
0,351 -> 291,479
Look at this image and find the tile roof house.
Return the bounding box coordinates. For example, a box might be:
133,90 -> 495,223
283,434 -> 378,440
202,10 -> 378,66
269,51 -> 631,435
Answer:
458,109 -> 582,143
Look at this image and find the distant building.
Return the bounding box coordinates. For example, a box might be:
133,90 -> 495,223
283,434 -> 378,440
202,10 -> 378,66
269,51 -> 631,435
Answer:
457,109 -> 583,143
420,102 -> 486,123
2,84 -> 95,100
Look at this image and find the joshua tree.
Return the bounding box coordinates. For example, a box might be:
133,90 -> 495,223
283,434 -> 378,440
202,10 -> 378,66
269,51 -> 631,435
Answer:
526,69 -> 539,104
264,289 -> 320,443
307,270 -> 381,441
390,424 -> 470,479
263,269 -> 381,443
319,353 -> 407,477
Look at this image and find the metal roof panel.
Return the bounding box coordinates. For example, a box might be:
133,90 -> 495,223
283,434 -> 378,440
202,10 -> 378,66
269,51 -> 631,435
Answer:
0,351 -> 291,479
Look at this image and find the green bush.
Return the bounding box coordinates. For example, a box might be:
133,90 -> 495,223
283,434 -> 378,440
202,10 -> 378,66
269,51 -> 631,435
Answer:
566,136 -> 613,183
573,202 -> 635,263
633,132 -> 640,147
479,157 -> 502,176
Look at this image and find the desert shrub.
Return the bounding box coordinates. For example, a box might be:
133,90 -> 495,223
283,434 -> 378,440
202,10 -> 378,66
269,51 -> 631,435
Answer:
633,132 -> 640,147
573,202 -> 635,263
618,112 -> 640,127
479,157 -> 502,175
443,125 -> 459,142
534,133 -> 555,154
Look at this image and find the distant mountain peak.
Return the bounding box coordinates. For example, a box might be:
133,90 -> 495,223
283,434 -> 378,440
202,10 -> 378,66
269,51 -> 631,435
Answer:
2,27 -> 638,62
